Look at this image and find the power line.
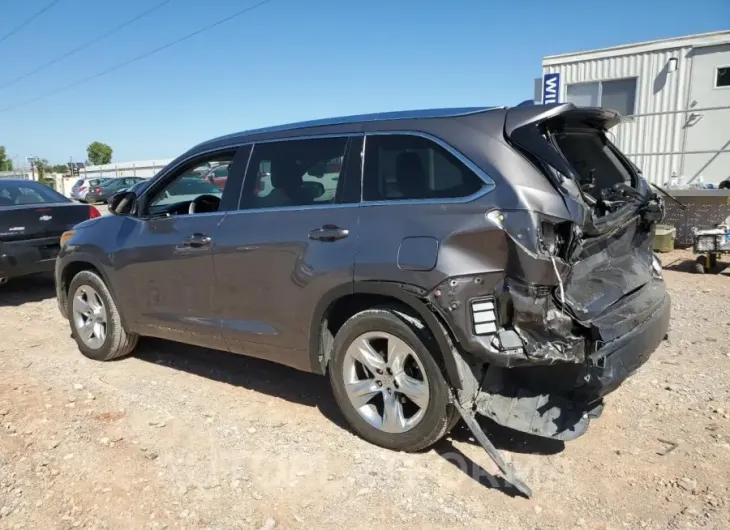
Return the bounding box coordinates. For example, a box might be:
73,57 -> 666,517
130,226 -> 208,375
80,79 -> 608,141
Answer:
0,0 -> 63,46
0,0 -> 275,114
0,0 -> 173,91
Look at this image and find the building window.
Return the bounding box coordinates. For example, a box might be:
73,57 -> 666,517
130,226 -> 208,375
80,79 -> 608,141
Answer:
565,78 -> 637,116
717,66 -> 730,88
566,82 -> 600,108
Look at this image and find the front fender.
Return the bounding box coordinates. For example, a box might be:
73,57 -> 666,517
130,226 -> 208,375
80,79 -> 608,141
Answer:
55,237 -> 129,331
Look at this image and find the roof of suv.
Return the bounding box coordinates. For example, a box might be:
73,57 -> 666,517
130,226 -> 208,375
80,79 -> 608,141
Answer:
196,106 -> 502,151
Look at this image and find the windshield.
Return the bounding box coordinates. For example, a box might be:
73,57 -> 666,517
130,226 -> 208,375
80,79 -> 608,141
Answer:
0,180 -> 70,206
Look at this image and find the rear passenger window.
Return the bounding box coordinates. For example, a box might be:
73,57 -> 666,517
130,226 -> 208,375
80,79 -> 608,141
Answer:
240,137 -> 348,210
363,135 -> 484,201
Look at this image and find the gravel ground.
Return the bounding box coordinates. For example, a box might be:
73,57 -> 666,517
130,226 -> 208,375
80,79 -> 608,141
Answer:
1,249 -> 729,529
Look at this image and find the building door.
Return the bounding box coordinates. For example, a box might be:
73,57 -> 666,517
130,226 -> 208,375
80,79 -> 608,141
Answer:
683,44 -> 730,184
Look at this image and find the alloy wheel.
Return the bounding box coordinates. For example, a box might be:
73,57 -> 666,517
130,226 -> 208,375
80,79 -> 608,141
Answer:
342,331 -> 430,434
72,285 -> 108,349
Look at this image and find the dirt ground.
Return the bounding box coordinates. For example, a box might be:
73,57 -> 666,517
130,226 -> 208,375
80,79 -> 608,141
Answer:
1,249 -> 729,530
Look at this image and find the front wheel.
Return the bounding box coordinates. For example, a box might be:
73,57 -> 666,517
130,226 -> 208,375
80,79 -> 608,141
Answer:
328,306 -> 455,452
67,270 -> 139,361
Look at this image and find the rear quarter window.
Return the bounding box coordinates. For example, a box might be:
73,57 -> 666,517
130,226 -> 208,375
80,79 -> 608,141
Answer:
363,135 -> 485,201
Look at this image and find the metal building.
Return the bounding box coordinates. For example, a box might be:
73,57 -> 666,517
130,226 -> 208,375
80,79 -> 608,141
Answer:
537,30 -> 730,186
80,159 -> 172,179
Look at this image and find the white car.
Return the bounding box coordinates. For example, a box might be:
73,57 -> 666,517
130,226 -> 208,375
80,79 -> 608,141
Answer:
70,177 -> 108,202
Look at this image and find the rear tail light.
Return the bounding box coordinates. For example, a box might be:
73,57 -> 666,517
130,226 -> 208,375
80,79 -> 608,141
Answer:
89,205 -> 101,219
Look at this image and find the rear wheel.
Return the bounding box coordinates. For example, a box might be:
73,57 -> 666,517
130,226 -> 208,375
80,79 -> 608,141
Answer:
67,270 -> 138,361
328,306 -> 455,452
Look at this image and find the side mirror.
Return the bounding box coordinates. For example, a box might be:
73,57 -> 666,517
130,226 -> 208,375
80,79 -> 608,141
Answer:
109,190 -> 137,215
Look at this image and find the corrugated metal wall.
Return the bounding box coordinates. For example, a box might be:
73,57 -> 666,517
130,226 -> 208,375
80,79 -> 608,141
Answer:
543,46 -> 694,185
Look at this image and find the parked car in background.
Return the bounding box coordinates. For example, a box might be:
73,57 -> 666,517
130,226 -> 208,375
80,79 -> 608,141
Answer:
199,164 -> 229,190
55,104 -> 669,494
1,179 -> 101,284
84,177 -> 146,204
70,178 -> 109,202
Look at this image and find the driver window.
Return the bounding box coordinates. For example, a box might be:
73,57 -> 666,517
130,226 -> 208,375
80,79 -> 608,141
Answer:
147,153 -> 235,215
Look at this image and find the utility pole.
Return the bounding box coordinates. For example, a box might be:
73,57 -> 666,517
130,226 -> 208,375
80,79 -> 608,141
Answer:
27,155 -> 39,181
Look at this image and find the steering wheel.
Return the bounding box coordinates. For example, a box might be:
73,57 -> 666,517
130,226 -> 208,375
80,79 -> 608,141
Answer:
188,194 -> 221,214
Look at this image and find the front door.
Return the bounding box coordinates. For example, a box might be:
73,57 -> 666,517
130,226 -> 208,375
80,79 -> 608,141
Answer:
213,135 -> 362,371
112,146 -> 250,350
114,214 -> 225,348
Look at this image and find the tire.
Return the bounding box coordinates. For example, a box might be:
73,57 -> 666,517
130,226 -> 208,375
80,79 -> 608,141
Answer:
67,270 -> 138,361
694,256 -> 707,274
328,305 -> 455,452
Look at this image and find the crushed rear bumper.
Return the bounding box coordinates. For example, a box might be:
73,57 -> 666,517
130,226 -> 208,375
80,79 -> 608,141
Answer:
474,290 -> 669,440
580,290 -> 670,399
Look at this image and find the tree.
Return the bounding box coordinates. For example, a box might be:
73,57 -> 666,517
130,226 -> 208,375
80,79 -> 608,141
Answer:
87,141 -> 112,165
0,146 -> 12,171
51,164 -> 69,174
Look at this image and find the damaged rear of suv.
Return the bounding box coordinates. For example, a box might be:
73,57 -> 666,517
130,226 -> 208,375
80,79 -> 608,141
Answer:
435,103 -> 669,438
417,103 -> 670,493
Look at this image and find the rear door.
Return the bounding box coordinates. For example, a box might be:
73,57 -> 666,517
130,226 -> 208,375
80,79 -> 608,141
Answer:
213,135 -> 362,371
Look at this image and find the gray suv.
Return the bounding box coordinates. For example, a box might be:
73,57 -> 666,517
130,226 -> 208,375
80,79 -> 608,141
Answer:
55,104 -> 669,485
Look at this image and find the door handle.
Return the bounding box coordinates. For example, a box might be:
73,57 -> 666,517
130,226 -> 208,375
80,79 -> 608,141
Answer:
308,224 -> 349,242
183,233 -> 212,248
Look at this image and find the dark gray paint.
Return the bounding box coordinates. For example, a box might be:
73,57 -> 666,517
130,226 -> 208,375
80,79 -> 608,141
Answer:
397,237 -> 439,272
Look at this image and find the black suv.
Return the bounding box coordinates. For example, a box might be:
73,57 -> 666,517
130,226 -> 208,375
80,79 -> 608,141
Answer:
55,104 -> 669,455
